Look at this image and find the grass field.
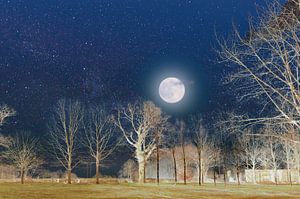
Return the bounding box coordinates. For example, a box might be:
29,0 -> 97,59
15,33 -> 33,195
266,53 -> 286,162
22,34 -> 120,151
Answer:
1,182 -> 300,199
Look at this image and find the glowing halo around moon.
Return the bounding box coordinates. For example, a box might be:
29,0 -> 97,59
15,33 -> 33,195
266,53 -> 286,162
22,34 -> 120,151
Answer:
159,77 -> 185,103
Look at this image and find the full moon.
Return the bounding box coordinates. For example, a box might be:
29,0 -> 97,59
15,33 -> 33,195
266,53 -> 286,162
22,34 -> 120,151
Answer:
159,77 -> 185,103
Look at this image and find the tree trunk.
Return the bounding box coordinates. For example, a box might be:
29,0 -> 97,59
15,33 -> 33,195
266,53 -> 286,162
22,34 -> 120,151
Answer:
20,168 -> 24,184
67,155 -> 72,184
296,157 -> 300,183
143,161 -> 146,183
180,123 -> 186,185
218,160 -> 221,178
198,150 -> 202,185
285,141 -> 292,186
223,157 -> 227,187
156,136 -> 160,184
213,160 -> 217,186
67,169 -> 72,184
138,163 -> 145,183
252,166 -> 256,184
137,150 -> 145,183
183,153 -> 186,184
274,168 -> 278,185
272,158 -> 277,185
289,172 -> 292,186
287,166 -> 292,186
156,151 -> 159,184
182,143 -> 187,185
236,165 -> 240,186
172,148 -> 177,184
95,160 -> 100,184
223,164 -> 227,187
202,169 -> 204,184
198,158 -> 201,185
270,141 -> 278,185
287,155 -> 292,186
86,163 -> 89,178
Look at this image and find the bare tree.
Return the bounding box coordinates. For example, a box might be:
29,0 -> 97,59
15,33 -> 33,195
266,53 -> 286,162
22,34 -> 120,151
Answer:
3,132 -> 41,184
189,115 -> 220,186
165,122 -> 179,184
153,114 -> 169,184
177,120 -> 187,184
84,105 -> 119,184
154,124 -> 167,184
239,131 -> 263,184
190,116 -> 206,185
216,112 -> 247,186
231,135 -> 244,186
211,144 -> 220,186
282,131 -> 294,185
219,133 -> 228,186
263,125 -> 281,185
119,159 -> 138,181
115,101 -> 167,183
215,111 -> 239,186
48,99 -> 84,184
218,0 -> 300,130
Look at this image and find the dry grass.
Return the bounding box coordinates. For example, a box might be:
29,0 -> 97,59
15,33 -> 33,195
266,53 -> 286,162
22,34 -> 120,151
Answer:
0,182 -> 300,199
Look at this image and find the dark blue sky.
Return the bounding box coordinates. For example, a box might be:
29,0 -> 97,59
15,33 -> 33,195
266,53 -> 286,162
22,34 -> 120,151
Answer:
0,0 -> 272,133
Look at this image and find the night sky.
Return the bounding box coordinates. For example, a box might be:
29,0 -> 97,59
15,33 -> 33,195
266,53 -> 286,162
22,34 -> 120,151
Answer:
0,0 -> 271,135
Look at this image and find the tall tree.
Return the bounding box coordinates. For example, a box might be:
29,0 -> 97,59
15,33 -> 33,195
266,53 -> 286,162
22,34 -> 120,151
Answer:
115,101 -> 167,183
48,99 -> 84,184
84,105 -> 119,184
154,125 -> 164,184
231,136 -> 244,186
177,120 -> 187,185
190,116 -> 206,185
153,115 -> 168,184
215,111 -> 239,186
211,143 -> 220,186
165,122 -> 179,184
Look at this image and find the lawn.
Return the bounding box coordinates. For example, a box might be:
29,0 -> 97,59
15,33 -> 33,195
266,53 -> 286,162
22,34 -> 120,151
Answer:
1,182 -> 300,199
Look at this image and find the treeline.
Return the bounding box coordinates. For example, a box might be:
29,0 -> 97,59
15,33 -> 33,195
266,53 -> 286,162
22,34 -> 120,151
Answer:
1,99 -> 300,186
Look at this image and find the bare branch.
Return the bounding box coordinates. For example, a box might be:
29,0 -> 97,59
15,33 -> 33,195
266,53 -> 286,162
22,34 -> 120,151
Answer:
48,99 -> 84,184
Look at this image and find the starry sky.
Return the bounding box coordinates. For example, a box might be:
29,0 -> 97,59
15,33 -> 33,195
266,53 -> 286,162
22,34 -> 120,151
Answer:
0,0 -> 271,135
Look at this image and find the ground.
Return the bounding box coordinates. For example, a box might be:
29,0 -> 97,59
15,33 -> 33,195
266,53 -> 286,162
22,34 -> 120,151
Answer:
1,182 -> 300,199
